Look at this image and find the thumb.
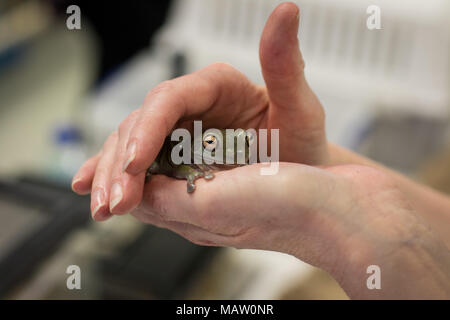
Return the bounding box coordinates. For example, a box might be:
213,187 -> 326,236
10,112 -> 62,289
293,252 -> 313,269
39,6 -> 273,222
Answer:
259,2 -> 308,110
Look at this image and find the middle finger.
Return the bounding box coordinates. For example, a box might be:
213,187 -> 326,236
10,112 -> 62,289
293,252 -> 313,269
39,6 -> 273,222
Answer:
109,110 -> 146,215
90,131 -> 118,221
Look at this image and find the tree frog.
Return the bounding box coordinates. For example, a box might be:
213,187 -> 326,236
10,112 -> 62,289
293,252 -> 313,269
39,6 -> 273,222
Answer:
146,129 -> 252,193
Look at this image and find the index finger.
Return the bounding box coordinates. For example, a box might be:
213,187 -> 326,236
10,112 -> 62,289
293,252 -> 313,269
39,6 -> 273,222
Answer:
122,63 -> 248,175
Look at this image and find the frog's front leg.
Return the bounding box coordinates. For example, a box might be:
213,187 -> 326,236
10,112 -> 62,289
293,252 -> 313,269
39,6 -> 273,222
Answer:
173,164 -> 205,193
145,161 -> 160,182
196,164 -> 215,180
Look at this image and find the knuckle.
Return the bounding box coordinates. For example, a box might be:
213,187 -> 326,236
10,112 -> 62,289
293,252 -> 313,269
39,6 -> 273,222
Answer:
104,131 -> 118,147
208,61 -> 234,73
93,165 -> 110,180
118,110 -> 140,137
90,152 -> 101,163
129,109 -> 141,119
82,154 -> 97,169
145,80 -> 175,103
203,62 -> 242,79
110,175 -> 122,187
118,121 -> 128,138
109,130 -> 119,140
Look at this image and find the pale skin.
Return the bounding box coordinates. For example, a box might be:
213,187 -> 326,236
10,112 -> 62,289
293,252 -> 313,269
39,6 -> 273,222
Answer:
72,3 -> 450,299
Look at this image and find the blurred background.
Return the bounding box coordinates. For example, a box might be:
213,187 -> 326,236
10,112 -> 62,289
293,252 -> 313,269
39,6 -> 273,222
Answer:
0,0 -> 449,299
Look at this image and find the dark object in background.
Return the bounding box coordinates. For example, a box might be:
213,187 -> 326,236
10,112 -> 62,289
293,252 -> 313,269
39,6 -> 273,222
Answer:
0,177 -> 218,299
171,52 -> 187,79
50,0 -> 172,82
0,178 -> 90,297
98,226 -> 218,299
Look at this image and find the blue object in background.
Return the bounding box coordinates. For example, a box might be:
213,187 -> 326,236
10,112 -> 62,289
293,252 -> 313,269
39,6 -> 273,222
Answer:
50,124 -> 88,185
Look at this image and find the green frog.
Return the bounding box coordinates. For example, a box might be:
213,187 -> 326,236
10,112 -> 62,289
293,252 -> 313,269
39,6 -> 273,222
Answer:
146,129 -> 252,193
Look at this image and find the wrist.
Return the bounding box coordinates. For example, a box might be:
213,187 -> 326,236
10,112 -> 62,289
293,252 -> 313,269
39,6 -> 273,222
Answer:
337,225 -> 450,299
281,164 -> 450,299
331,182 -> 450,299
327,142 -> 450,249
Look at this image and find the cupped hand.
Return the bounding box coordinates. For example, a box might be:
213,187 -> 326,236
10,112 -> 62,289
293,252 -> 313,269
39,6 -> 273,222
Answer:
130,162 -> 450,299
71,2 -> 329,220
69,2 -> 450,299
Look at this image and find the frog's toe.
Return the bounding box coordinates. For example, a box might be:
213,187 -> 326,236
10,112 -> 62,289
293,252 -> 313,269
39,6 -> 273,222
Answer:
204,172 -> 214,180
187,182 -> 196,193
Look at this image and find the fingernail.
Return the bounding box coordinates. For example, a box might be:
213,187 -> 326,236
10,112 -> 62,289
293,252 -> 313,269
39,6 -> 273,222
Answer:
93,210 -> 112,221
122,141 -> 136,172
92,189 -> 105,218
110,182 -> 123,211
71,177 -> 82,191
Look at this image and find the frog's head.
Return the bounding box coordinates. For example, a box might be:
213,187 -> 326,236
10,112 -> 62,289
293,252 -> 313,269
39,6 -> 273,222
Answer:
200,129 -> 253,166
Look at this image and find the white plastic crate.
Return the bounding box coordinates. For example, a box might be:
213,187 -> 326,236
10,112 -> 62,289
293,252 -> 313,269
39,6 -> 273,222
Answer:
154,0 -> 450,146
87,0 -> 450,148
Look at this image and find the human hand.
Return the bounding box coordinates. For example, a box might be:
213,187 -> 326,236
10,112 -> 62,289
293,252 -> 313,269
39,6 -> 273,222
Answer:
130,162 -> 450,299
70,2 -> 450,299
71,2 -> 329,220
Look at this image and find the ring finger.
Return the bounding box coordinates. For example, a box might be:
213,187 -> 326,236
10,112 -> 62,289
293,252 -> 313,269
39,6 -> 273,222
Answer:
90,131 -> 119,221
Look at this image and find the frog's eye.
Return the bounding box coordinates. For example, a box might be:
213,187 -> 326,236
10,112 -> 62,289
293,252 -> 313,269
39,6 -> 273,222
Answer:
203,135 -> 218,152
